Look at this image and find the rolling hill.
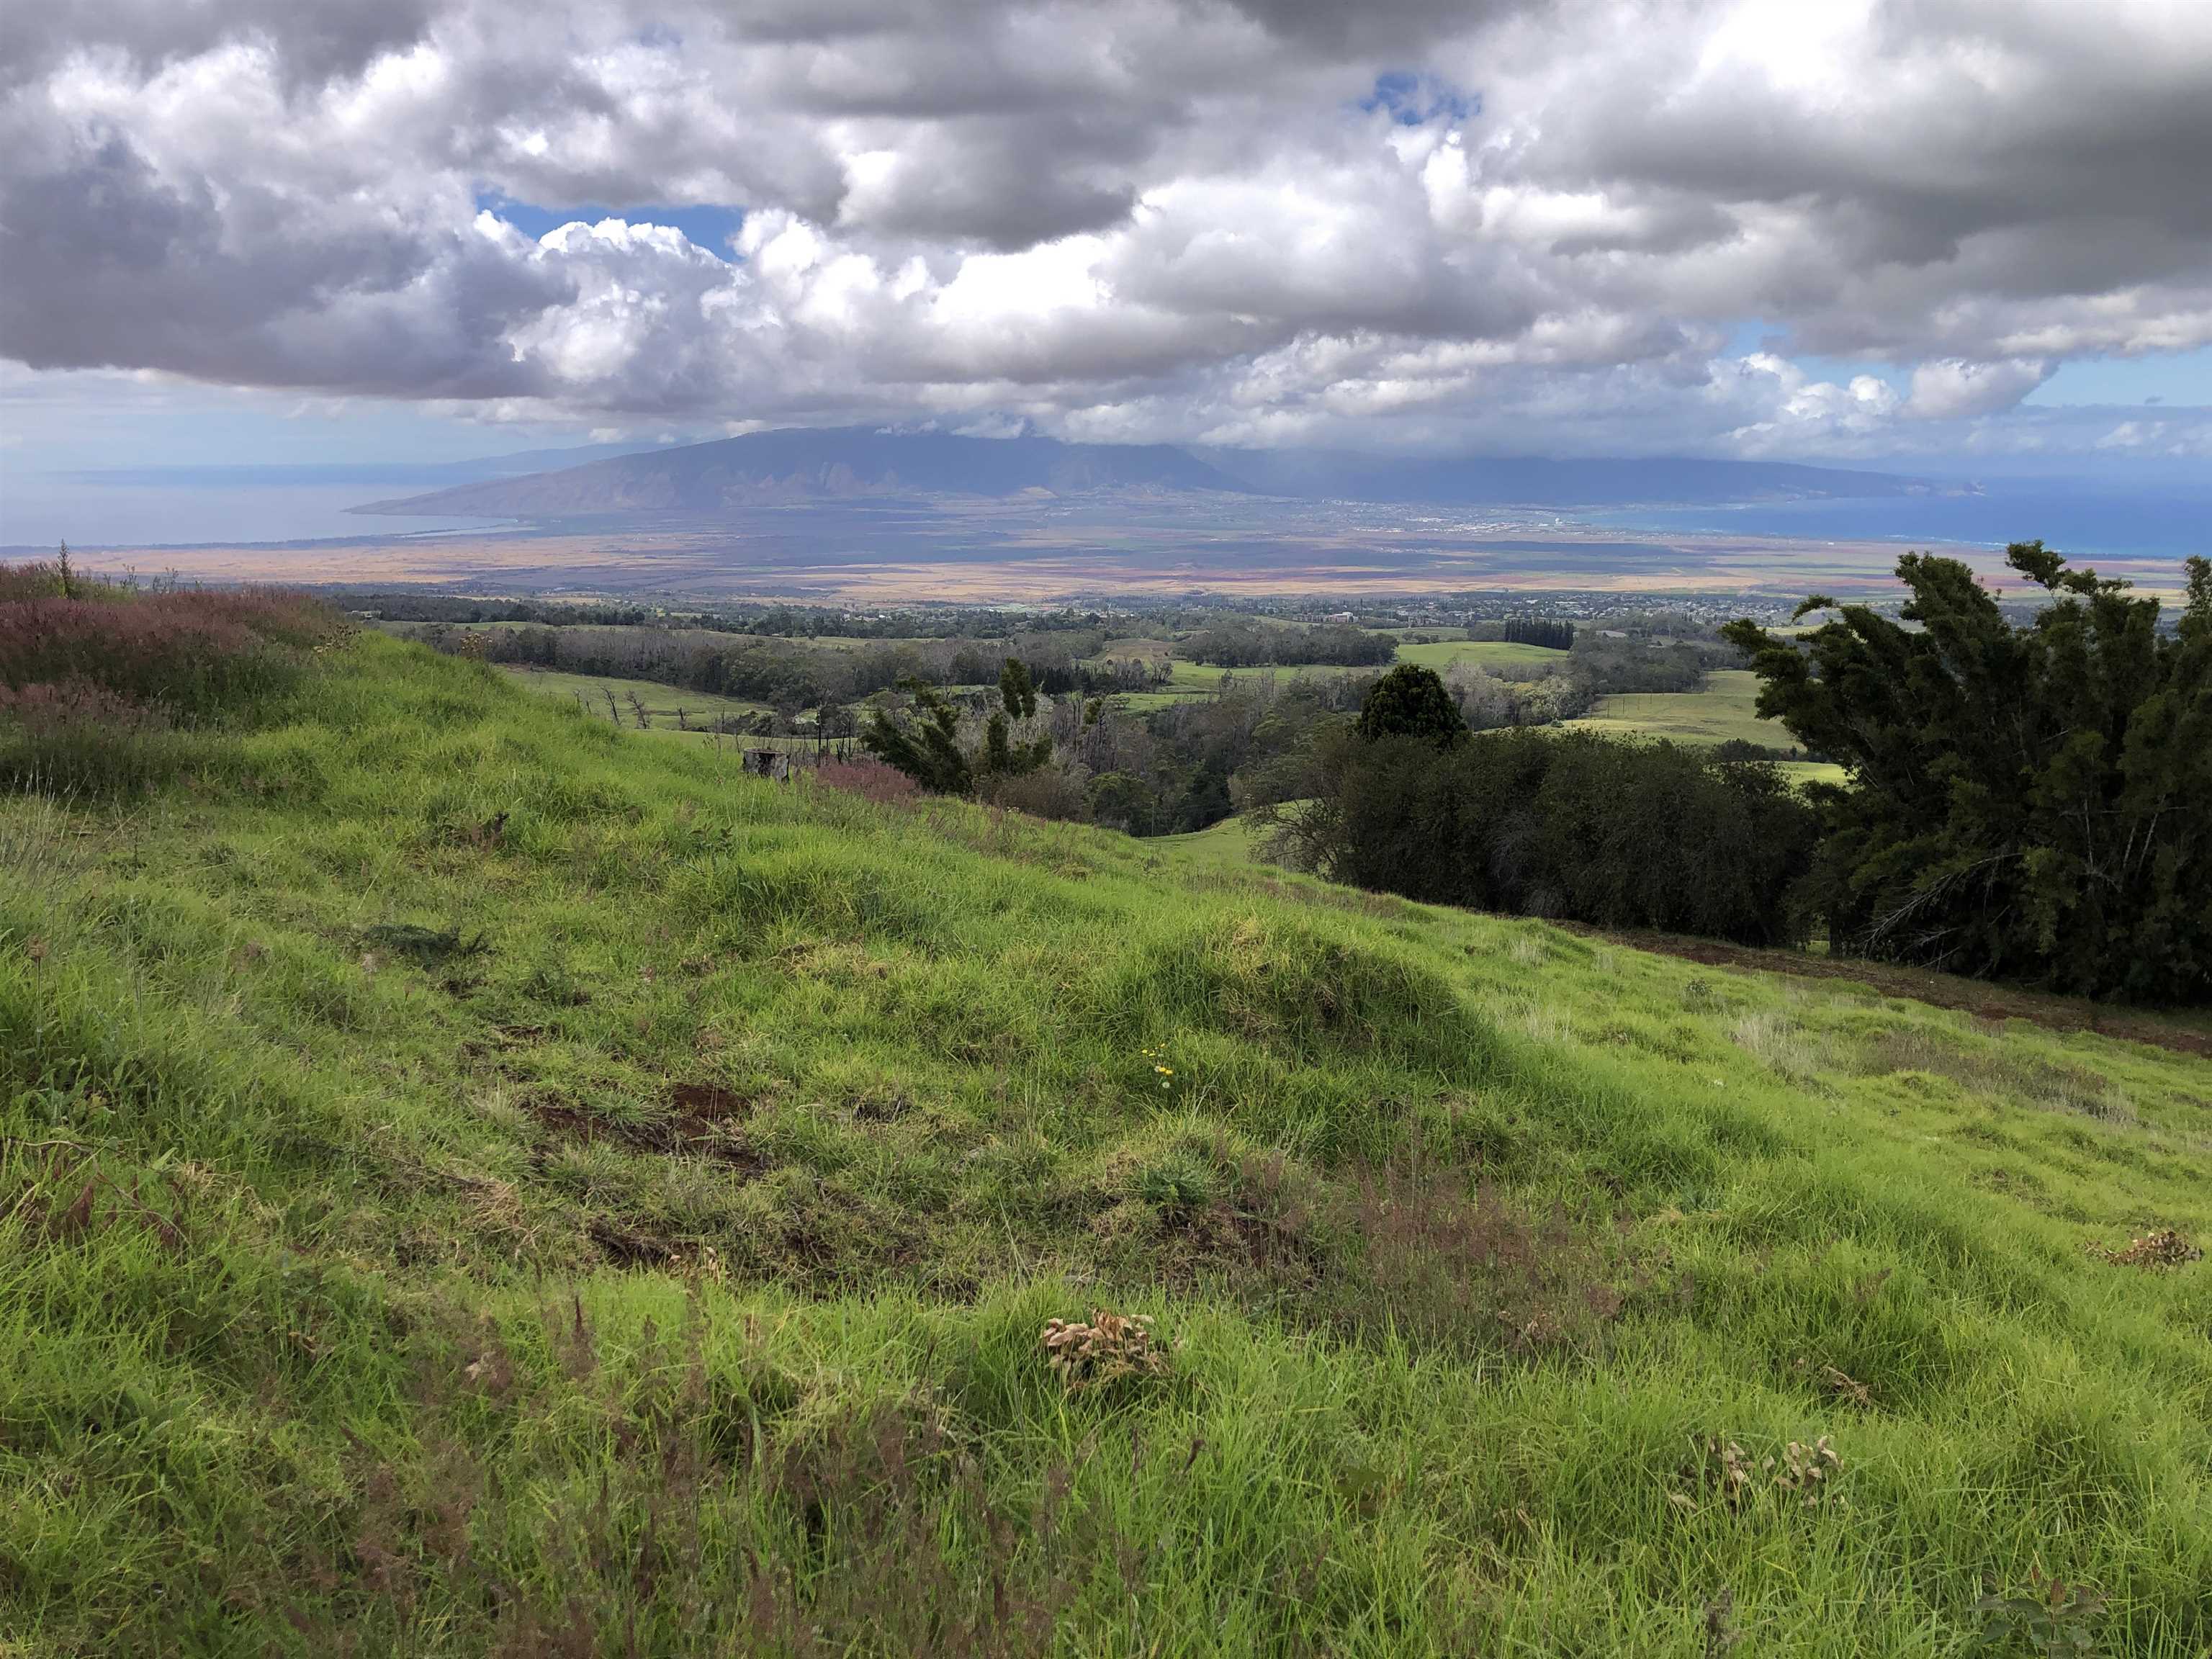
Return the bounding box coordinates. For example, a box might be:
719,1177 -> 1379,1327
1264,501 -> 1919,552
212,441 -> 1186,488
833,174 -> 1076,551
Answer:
4,595 -> 2210,1652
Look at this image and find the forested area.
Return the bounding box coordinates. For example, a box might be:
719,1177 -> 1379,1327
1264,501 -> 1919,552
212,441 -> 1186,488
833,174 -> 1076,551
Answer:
1182,619 -> 1397,667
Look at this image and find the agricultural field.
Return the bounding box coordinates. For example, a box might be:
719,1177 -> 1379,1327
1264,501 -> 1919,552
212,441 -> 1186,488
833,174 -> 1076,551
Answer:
5,628 -> 2210,1652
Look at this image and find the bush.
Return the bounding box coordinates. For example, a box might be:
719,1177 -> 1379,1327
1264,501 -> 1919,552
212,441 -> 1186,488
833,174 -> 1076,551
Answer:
1726,545 -> 2212,1002
813,757 -> 922,805
1269,726 -> 1816,945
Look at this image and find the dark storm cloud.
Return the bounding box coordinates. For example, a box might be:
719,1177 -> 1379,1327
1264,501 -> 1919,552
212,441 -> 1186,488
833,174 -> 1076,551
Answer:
1,0 -> 2207,455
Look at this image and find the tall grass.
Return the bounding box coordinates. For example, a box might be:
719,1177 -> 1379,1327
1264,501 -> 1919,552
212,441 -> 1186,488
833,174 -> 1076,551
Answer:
1,627 -> 2208,1653
0,565 -> 346,792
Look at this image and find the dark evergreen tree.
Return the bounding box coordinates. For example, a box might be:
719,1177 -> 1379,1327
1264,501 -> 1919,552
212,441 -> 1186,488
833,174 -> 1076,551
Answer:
1723,544 -> 2212,1003
1354,665 -> 1467,745
999,657 -> 1038,719
860,679 -> 971,794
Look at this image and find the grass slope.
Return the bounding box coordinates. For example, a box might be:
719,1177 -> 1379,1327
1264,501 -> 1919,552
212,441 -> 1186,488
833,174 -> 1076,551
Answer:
4,634 -> 2211,1654
1565,669 -> 1850,788
498,665 -> 773,731
1393,639 -> 1569,675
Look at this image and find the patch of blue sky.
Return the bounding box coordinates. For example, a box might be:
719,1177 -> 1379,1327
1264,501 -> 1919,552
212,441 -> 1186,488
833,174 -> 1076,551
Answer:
2024,346 -> 2212,408
1359,71 -> 1478,126
475,194 -> 747,258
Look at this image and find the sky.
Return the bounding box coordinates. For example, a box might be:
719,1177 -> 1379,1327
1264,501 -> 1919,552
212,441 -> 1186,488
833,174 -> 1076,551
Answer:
4,0 -> 2212,477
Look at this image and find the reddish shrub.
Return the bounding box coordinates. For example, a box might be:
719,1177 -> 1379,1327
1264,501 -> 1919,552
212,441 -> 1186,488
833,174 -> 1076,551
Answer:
0,580 -> 344,726
813,757 -> 922,805
0,678 -> 165,732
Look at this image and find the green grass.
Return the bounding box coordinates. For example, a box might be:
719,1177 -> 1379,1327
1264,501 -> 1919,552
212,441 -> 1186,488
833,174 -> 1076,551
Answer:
1565,669 -> 1849,786
4,632 -> 2211,1653
1563,669 -> 1794,750
1147,812 -> 1285,870
498,665 -> 773,732
1394,638 -> 1570,675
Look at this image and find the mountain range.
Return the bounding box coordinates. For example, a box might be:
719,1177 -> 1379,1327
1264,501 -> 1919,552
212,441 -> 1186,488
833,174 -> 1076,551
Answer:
351,426 -> 1947,520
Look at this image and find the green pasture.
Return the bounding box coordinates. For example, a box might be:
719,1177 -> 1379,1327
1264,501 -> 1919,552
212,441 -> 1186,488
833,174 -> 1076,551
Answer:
1567,669 -> 1804,750
1394,637 -> 1570,675
3,633 -> 2208,1653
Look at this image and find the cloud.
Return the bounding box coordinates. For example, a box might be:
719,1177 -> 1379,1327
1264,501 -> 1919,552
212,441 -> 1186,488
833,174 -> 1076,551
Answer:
1,0 -> 2208,457
1903,359 -> 2052,421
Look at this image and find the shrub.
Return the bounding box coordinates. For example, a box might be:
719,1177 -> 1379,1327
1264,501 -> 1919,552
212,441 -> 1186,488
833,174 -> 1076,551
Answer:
1725,545 -> 2212,1002
860,680 -> 973,793
1269,726 -> 1816,945
813,757 -> 922,805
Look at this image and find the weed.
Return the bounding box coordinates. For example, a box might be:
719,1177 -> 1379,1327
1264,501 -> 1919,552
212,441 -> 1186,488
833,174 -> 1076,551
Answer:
1972,1568 -> 2106,1656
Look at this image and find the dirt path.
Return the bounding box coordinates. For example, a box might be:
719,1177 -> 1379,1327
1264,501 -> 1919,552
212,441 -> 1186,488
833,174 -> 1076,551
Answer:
1565,924 -> 2212,1060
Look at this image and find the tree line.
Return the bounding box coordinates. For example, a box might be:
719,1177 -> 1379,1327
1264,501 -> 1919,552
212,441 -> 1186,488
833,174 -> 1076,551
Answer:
1502,616 -> 1575,650
1270,548 -> 2208,1003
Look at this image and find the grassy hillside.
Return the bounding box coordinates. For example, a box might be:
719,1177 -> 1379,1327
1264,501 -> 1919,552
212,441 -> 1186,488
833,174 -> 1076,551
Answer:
1565,668 -> 1791,749
5,631 -> 2211,1654
1394,638 -> 1569,675
1566,669 -> 1851,788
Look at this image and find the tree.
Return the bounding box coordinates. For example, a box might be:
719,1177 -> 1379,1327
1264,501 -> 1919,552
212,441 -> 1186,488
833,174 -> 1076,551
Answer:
860,680 -> 972,794
1723,544 -> 2212,1003
1354,664 -> 1466,745
998,657 -> 1038,719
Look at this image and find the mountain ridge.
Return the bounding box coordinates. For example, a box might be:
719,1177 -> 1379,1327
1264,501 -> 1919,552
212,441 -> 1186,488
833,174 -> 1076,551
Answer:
353,426 -> 1946,519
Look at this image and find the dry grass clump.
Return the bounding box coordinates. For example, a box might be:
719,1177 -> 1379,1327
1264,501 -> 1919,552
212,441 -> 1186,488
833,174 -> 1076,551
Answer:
2090,1228 -> 2200,1269
1040,1311 -> 1172,1393
1730,1010 -> 1822,1083
1672,1434 -> 1843,1516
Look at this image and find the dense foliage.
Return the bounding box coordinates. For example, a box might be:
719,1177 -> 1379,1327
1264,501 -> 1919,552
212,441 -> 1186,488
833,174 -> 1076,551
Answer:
1725,545 -> 2212,1003
1268,725 -> 1817,945
1354,665 -> 1467,744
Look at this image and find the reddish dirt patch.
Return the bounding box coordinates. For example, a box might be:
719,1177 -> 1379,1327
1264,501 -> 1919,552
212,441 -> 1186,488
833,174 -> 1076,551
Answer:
1564,924 -> 2212,1059
669,1081 -> 750,1133
525,1087 -> 769,1174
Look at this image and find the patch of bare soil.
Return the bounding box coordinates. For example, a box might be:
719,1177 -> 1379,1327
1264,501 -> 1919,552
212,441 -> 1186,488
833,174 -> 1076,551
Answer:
1561,925 -> 2212,1060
